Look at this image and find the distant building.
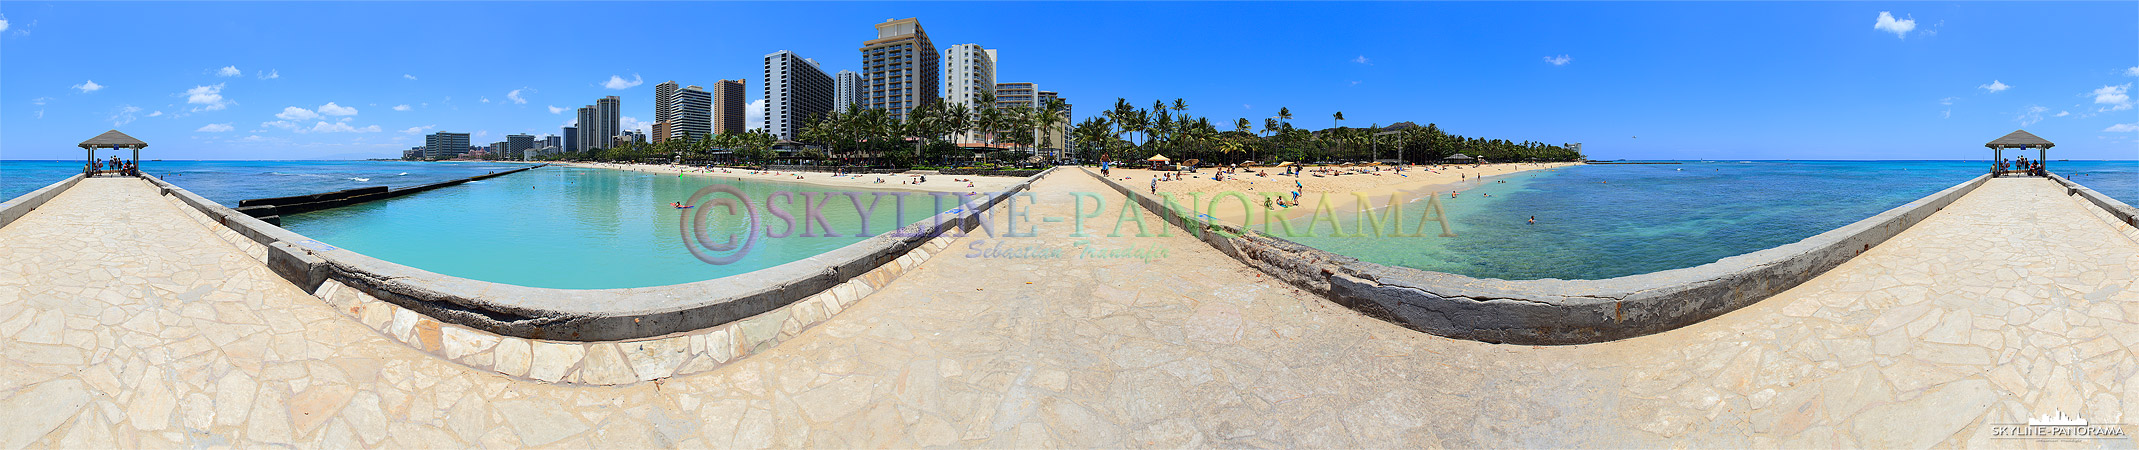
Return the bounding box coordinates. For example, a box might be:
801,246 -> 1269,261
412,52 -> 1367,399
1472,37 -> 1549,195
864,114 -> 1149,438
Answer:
403,147 -> 424,161
574,106 -> 597,151
861,18 -> 939,121
595,96 -> 620,149
762,50 -> 835,140
712,79 -> 747,135
834,70 -> 863,114
562,126 -> 579,153
543,134 -> 562,150
506,134 -> 534,159
424,132 -> 470,160
993,83 -> 1069,155
994,82 -> 1037,109
651,121 -> 671,144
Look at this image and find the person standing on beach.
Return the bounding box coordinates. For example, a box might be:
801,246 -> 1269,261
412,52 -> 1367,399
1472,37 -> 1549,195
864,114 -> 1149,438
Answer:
1150,177 -> 1158,194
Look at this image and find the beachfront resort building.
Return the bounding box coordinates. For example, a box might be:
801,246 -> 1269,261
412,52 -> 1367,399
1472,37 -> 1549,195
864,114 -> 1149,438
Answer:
860,18 -> 939,121
506,134 -> 534,159
654,81 -> 712,143
423,131 -> 470,160
944,44 -> 996,144
761,50 -> 835,141
712,79 -> 747,135
992,83 -> 1071,155
834,70 -> 863,114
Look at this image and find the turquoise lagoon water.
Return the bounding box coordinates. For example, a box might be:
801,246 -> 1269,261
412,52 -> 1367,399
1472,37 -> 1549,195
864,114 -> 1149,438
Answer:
278,166 -> 947,289
1289,160 -> 2139,281
0,160 -> 531,206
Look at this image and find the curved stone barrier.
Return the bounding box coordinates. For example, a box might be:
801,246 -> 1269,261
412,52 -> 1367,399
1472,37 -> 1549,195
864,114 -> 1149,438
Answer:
1078,166 -> 1990,345
2049,173 -> 2138,229
0,174 -> 86,229
144,166 -> 1062,384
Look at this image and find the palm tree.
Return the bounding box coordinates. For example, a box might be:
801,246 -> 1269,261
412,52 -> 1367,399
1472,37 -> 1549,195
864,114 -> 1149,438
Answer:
1172,99 -> 1189,122
1035,98 -> 1069,163
1261,118 -> 1278,162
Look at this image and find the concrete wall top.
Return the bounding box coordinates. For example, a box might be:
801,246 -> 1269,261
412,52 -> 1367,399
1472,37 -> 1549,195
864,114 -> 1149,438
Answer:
0,174 -> 87,229
2050,173 -> 2139,229
146,165 -> 1061,341
1077,165 -> 1989,344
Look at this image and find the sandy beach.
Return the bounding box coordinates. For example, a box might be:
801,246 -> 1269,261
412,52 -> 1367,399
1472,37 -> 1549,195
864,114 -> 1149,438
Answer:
1100,162 -> 1580,228
559,162 -> 1029,194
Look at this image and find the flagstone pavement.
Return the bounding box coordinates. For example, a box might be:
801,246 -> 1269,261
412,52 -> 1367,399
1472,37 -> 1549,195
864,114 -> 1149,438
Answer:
0,174 -> 2135,448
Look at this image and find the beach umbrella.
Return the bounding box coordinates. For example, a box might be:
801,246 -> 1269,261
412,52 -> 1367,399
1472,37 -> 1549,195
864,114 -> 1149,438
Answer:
1277,161 -> 1294,167
1147,154 -> 1170,162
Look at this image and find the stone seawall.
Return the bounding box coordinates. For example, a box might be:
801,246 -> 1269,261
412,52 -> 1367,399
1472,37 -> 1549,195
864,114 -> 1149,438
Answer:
0,174 -> 86,229
2050,173 -> 2139,229
142,166 -> 1063,385
1077,166 -> 1989,345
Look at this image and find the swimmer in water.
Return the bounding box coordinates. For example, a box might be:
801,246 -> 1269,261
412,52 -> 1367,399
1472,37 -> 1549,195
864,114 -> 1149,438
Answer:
1528,216 -> 1536,225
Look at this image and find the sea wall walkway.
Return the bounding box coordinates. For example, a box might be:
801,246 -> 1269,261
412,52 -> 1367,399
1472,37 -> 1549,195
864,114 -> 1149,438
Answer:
0,174 -> 2134,447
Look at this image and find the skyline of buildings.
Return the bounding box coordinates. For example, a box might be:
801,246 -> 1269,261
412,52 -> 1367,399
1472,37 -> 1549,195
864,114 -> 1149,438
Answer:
409,16 -> 1075,160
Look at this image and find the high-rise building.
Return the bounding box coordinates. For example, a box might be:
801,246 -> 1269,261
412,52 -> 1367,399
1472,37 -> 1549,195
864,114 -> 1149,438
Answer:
403,147 -> 424,161
943,44 -> 996,111
672,85 -> 712,141
506,134 -> 535,159
762,50 -> 835,140
712,79 -> 747,135
992,83 -> 1070,154
834,70 -> 863,114
651,122 -> 671,144
860,18 -> 939,121
543,135 -> 562,150
562,126 -> 579,153
424,132 -> 470,160
653,81 -> 679,144
574,106 -> 597,150
595,96 -> 621,149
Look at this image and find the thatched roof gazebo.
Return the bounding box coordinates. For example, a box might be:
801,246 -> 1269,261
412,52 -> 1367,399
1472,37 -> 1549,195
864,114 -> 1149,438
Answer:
1985,130 -> 2053,177
78,130 -> 148,177
1444,153 -> 1476,164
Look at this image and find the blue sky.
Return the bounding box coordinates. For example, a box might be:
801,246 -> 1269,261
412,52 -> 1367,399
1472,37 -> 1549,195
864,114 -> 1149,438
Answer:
3,2 -> 2134,160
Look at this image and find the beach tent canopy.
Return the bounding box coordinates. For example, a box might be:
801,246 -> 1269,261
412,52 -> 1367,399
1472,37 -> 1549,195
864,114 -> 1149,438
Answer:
1445,154 -> 1475,160
1146,154 -> 1170,162
79,130 -> 148,149
1984,130 -> 2054,149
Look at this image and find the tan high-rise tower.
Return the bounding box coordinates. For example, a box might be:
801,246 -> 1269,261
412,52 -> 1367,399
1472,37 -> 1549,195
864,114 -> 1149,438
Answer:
860,18 -> 939,121
712,79 -> 747,135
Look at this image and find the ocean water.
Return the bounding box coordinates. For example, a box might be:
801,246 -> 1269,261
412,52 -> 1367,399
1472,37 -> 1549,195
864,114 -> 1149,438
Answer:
1289,160 -> 2139,281
0,160 -> 532,206
278,166 -> 950,289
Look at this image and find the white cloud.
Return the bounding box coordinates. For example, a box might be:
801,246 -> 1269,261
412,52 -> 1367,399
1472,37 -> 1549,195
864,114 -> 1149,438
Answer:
1874,12 -> 1915,39
262,120 -> 297,130
196,123 -> 234,132
1352,55 -> 1370,65
2126,67 -> 2139,77
0,15 -> 9,32
403,74 -> 418,80
1939,97 -> 1957,106
307,121 -> 381,133
745,99 -> 766,130
507,88 -> 533,104
185,83 -> 232,111
217,66 -> 242,77
30,97 -> 51,105
392,104 -> 411,111
1544,55 -> 1571,66
480,98 -> 491,103
2055,111 -> 2071,117
147,111 -> 163,117
258,70 -> 279,80
317,102 -> 358,116
2090,83 -> 2132,111
275,106 -> 320,121
73,80 -> 103,93
548,105 -> 564,114
474,130 -> 489,139
620,116 -> 653,135
2106,123 -> 2139,132
111,105 -> 142,126
603,74 -> 644,90
400,125 -> 435,134
2015,105 -> 2048,126
1978,80 -> 2008,93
